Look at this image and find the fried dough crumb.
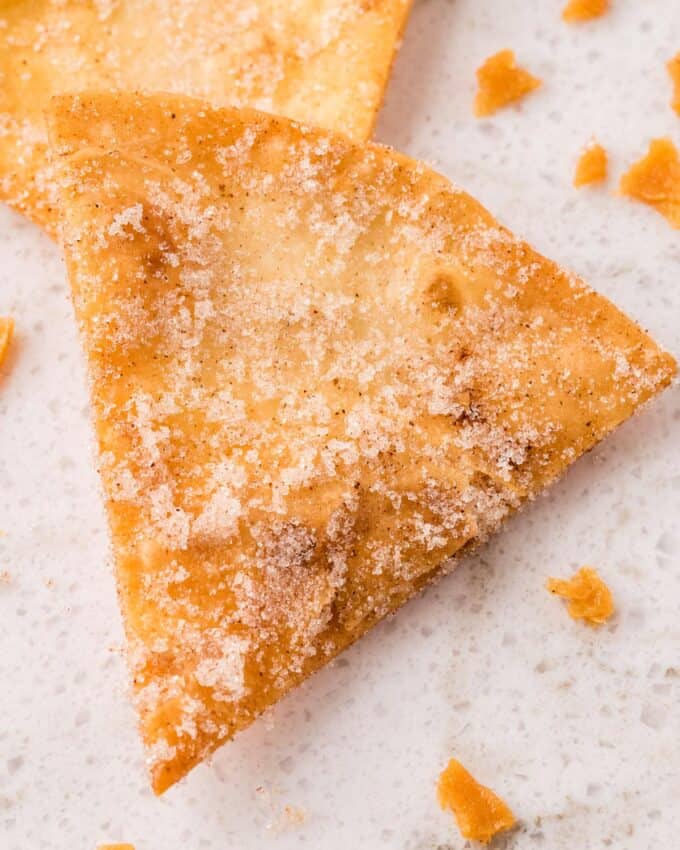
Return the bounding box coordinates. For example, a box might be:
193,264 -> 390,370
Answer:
0,317 -> 14,367
256,784 -> 307,834
97,845 -> 135,850
48,91 -> 677,793
283,805 -> 307,827
437,758 -> 516,844
547,567 -> 614,626
620,138 -> 680,228
562,0 -> 609,22
667,53 -> 680,116
574,141 -> 608,187
474,50 -> 542,117
0,570 -> 12,584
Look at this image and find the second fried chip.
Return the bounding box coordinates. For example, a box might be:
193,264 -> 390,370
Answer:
0,0 -> 412,231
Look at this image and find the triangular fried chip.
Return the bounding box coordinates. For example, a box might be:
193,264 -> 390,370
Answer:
47,92 -> 676,793
0,0 -> 411,231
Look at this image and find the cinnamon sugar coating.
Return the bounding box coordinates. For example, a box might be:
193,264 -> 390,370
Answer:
48,92 -> 676,792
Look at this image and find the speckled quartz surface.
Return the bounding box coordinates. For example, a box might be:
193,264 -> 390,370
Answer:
0,1 -> 678,848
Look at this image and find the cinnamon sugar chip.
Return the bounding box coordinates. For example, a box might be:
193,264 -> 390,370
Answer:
667,53 -> 680,116
562,0 -> 609,23
620,138 -> 680,229
47,92 -> 676,794
573,141 -> 608,188
0,0 -> 411,232
474,50 -> 542,117
0,317 -> 14,368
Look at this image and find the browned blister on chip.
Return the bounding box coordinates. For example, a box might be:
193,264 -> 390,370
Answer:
47,92 -> 676,793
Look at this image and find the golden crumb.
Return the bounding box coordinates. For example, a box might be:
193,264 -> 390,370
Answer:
547,567 -> 614,626
0,317 -> 14,367
0,570 -> 11,585
574,141 -> 608,188
562,0 -> 609,23
283,805 -> 307,826
667,53 -> 680,116
474,50 -> 542,117
256,785 -> 307,833
620,138 -> 680,229
437,758 -> 515,845
97,845 -> 135,850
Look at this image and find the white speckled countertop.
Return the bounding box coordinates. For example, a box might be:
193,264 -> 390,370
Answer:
1,2 -> 679,848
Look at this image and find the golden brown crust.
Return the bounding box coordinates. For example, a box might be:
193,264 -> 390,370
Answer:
0,0 -> 412,231
47,92 -> 676,793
